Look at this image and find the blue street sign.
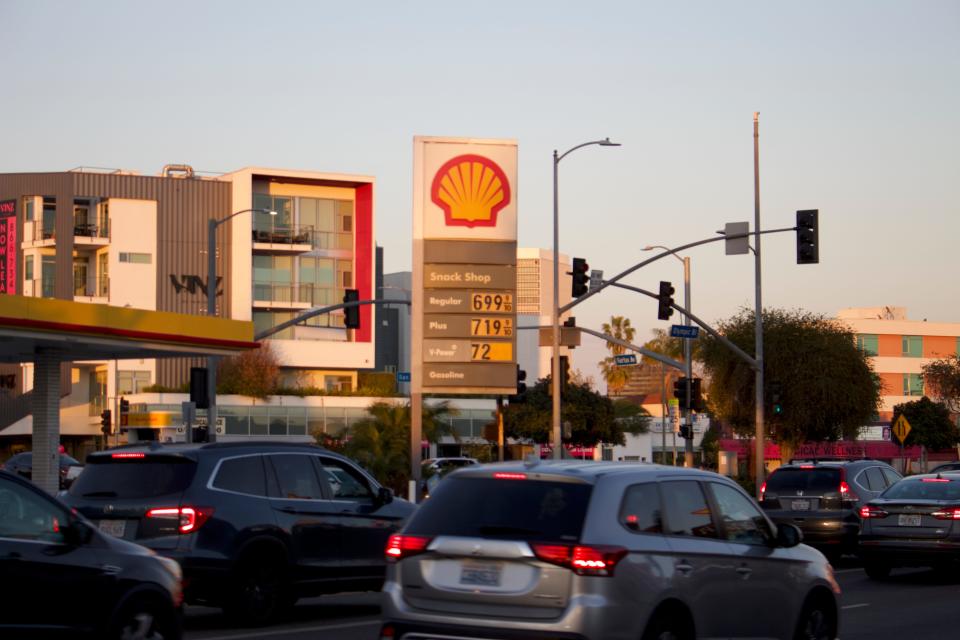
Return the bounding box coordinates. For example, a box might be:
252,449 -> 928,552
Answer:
670,325 -> 700,339
396,372 -> 411,382
614,354 -> 637,366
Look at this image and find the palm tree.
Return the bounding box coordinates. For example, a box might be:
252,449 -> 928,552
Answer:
599,316 -> 636,395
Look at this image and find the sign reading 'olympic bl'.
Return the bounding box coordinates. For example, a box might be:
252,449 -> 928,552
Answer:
413,137 -> 518,395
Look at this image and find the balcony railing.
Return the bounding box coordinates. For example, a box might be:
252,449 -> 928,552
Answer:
252,283 -> 342,307
73,276 -> 109,298
24,278 -> 56,298
252,225 -> 313,246
73,221 -> 110,239
33,225 -> 56,241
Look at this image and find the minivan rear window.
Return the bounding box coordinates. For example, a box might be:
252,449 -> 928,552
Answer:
68,456 -> 196,499
404,477 -> 592,543
765,467 -> 841,493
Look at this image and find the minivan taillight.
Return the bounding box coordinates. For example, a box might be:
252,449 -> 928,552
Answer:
932,507 -> 960,520
385,534 -> 432,561
859,504 -> 888,519
839,477 -> 859,503
759,481 -> 767,502
145,506 -> 214,533
531,543 -> 627,577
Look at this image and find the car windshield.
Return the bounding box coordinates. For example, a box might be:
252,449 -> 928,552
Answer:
404,476 -> 592,543
68,455 -> 196,499
765,467 -> 841,493
882,478 -> 960,501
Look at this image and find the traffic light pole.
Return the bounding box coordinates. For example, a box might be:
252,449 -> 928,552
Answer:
682,256 -> 694,468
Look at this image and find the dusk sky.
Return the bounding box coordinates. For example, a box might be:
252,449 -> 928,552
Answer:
3,0 -> 957,388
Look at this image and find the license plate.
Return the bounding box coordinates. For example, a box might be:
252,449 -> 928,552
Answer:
459,561 -> 502,587
98,519 -> 127,538
898,514 -> 921,527
791,500 -> 811,511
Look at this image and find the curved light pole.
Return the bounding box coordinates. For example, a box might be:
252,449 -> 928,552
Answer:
552,138 -> 620,459
205,207 -> 275,442
643,244 -> 693,467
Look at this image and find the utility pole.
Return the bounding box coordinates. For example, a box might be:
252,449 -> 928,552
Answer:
753,112 -> 766,496
682,256 -> 694,468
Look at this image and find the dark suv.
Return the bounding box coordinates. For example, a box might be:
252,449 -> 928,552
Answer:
759,458 -> 901,560
62,441 -> 415,625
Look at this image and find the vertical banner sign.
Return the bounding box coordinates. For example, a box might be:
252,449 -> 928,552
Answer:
413,137 -> 518,395
0,201 -> 16,295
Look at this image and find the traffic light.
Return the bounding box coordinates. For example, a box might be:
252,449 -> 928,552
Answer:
769,380 -> 783,416
570,258 -> 589,298
343,289 -> 360,329
690,378 -> 702,412
673,376 -> 703,411
796,209 -> 819,264
512,366 -> 527,403
673,376 -> 688,409
657,281 -> 675,321
100,409 -> 112,436
679,424 -> 691,439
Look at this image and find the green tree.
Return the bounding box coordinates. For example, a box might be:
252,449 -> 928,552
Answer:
613,398 -> 651,435
503,378 -> 625,447
892,396 -> 960,451
599,316 -> 636,395
641,327 -> 686,363
699,308 -> 881,462
922,354 -> 960,414
335,401 -> 457,494
217,342 -> 279,399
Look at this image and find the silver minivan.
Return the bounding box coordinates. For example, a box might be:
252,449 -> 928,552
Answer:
380,461 -> 840,640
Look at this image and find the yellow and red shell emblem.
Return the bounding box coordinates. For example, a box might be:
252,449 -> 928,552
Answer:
431,154 -> 511,228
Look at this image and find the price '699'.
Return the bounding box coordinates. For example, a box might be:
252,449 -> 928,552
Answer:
470,292 -> 513,313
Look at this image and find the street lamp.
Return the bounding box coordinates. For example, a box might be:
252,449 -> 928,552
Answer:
643,244 -> 693,467
552,138 -> 620,459
205,207 -> 276,442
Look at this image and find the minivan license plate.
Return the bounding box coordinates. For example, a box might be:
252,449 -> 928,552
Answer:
791,500 -> 811,511
98,520 -> 126,538
898,514 -> 921,527
460,561 -> 502,587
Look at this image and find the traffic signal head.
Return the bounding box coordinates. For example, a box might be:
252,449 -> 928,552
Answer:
657,281 -> 675,321
119,397 -> 130,413
769,380 -> 783,416
100,409 -> 112,436
514,366 -> 528,401
559,355 -> 570,387
679,424 -> 691,439
343,289 -> 360,329
796,209 -> 819,264
570,258 -> 590,298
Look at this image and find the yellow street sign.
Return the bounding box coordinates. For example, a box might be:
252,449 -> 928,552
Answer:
892,414 -> 912,444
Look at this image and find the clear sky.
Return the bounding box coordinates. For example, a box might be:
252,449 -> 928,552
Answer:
3,0 -> 958,389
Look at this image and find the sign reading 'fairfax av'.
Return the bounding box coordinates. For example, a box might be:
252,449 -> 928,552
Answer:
413,137 -> 518,395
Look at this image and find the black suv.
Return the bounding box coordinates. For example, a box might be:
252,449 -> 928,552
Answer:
759,458 -> 902,561
62,442 -> 415,625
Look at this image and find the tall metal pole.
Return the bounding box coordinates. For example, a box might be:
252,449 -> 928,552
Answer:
753,112 -> 765,497
660,363 -> 667,464
551,150 -> 562,460
682,256 -> 694,468
206,218 -> 219,444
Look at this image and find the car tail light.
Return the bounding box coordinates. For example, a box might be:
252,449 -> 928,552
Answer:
759,481 -> 767,502
839,474 -> 859,503
922,478 -> 951,483
379,624 -> 396,639
111,452 -> 145,459
531,543 -> 627,577
385,534 -> 432,561
859,504 -> 888,519
493,472 -> 527,480
146,506 -> 214,533
932,507 -> 960,520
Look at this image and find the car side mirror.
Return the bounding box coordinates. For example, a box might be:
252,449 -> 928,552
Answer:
64,518 -> 94,546
775,522 -> 802,548
376,486 -> 394,506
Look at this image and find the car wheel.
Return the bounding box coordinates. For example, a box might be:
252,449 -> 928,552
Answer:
863,561 -> 891,580
793,596 -> 837,640
641,610 -> 694,640
224,553 -> 289,626
111,596 -> 180,640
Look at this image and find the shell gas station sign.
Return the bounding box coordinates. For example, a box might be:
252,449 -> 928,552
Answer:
412,137 -> 518,395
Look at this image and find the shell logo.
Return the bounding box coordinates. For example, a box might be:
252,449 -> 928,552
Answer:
431,154 -> 511,228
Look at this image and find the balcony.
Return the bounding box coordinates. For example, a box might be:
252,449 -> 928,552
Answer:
73,221 -> 110,251
252,226 -> 313,254
73,275 -> 109,303
23,278 -> 57,298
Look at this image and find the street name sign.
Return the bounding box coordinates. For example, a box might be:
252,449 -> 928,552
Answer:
892,414 -> 912,444
396,371 -> 411,382
614,354 -> 637,366
670,325 -> 700,339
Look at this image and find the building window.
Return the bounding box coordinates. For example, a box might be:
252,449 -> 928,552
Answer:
89,370 -> 107,416
119,252 -> 152,264
24,197 -> 34,222
856,334 -> 878,356
41,198 -> 56,240
903,373 -> 923,396
118,370 -> 151,395
902,336 -> 922,358
252,194 -> 293,232
325,375 -> 352,393
41,256 -> 56,298
24,255 -> 33,282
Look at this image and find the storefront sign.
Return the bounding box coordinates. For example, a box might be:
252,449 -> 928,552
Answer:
0,200 -> 17,294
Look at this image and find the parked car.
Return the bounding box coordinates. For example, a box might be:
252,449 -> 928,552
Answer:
0,469 -> 183,639
381,461 -> 840,640
759,458 -> 901,561
2,451 -> 84,489
859,472 -> 960,579
928,461 -> 960,474
62,441 -> 415,625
